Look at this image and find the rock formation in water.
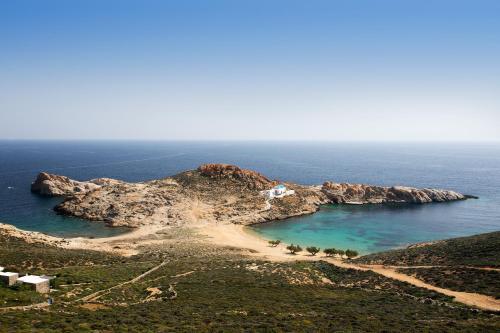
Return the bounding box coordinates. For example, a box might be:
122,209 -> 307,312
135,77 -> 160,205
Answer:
31,172 -> 100,196
321,182 -> 465,204
31,164 -> 470,228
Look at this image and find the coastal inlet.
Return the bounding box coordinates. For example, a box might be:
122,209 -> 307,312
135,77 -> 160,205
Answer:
28,163 -> 473,253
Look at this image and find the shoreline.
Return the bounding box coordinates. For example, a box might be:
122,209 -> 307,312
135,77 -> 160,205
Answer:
2,221 -> 500,311
0,219 -> 345,261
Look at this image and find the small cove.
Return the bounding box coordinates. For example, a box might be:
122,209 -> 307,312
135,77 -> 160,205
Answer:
252,200 -> 499,254
1,141 -> 499,249
1,195 -> 130,238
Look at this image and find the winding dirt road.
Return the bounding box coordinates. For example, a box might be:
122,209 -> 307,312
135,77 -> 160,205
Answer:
355,264 -> 500,311
201,223 -> 500,312
79,260 -> 168,303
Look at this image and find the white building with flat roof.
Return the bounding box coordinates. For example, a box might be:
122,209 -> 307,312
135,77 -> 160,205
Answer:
0,271 -> 19,286
18,275 -> 50,293
261,184 -> 295,199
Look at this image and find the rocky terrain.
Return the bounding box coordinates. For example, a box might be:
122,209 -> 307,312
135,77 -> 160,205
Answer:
31,172 -> 120,196
30,163 -> 469,228
321,181 -> 466,204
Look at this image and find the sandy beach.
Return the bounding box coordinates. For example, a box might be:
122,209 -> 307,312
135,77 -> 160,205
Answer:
2,220 -> 500,312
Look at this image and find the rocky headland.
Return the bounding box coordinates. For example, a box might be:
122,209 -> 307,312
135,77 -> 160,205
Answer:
321,181 -> 465,204
31,172 -> 121,196
30,163 -> 469,229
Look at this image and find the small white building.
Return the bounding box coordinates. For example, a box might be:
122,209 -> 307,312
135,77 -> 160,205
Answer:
18,275 -> 50,293
0,272 -> 19,286
261,184 -> 295,199
0,266 -> 4,272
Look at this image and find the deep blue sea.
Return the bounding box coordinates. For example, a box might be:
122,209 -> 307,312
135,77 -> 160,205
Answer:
1,141 -> 499,253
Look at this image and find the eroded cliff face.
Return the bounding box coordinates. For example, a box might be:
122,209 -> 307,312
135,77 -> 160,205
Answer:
321,182 -> 465,204
32,164 -> 468,228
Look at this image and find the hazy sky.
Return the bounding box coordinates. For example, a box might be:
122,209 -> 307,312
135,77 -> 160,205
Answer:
1,0 -> 499,141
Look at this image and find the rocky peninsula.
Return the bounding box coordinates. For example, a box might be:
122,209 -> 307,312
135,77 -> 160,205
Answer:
4,164 -> 497,315
31,163 -> 468,229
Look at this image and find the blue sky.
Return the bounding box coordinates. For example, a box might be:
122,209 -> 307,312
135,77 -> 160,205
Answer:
1,0 -> 499,140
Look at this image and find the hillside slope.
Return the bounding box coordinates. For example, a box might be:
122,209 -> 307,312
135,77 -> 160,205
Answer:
355,232 -> 500,299
355,231 -> 500,267
1,227 -> 499,332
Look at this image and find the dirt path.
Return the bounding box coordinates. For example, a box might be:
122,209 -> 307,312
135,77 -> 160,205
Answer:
199,223 -> 500,312
321,262 -> 500,311
2,221 -> 498,312
358,264 -> 500,311
382,265 -> 500,272
318,259 -> 500,311
0,302 -> 49,312
79,260 -> 168,303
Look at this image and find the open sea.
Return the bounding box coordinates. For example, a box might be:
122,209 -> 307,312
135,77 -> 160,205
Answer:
1,141 -> 499,253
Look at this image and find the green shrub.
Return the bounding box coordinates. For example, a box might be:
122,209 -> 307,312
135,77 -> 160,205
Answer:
268,240 -> 281,247
286,244 -> 302,255
323,248 -> 337,256
345,249 -> 359,259
306,246 -> 320,256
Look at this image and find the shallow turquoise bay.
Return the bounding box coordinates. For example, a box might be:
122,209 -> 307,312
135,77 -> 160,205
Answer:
252,200 -> 497,254
1,141 -> 499,248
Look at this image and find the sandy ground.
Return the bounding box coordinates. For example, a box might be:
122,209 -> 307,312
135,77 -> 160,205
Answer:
2,221 -> 500,311
196,222 -> 500,312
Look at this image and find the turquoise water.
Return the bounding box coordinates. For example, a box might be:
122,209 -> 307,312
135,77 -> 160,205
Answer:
0,141 -> 499,247
0,195 -> 131,238
252,201 -> 495,254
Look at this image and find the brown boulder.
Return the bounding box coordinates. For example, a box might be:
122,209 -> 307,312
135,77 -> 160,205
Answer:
198,163 -> 276,190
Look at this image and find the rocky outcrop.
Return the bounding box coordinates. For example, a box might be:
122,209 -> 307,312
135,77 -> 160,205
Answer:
50,165 -> 327,227
54,180 -> 180,227
31,164 -> 470,228
197,164 -> 277,190
31,172 -> 101,197
321,182 -> 465,204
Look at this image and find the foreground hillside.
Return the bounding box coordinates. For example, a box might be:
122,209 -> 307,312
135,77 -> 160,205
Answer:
1,229 -> 499,332
355,231 -> 500,267
355,232 -> 500,299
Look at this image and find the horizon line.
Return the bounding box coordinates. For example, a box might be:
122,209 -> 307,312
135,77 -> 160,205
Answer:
1,138 -> 500,144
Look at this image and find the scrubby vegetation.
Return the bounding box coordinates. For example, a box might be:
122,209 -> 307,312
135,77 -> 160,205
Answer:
345,249 -> 359,259
355,231 -> 500,267
353,231 -> 500,299
306,246 -> 320,256
1,232 -> 500,332
398,267 -> 500,299
0,284 -> 46,307
286,244 -> 302,254
267,240 -> 281,247
0,233 -> 125,272
323,248 -> 336,256
323,247 -> 354,258
316,262 -> 456,304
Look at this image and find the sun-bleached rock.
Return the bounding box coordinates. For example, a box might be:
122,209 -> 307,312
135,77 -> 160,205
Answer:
31,164 -> 470,228
321,182 -> 465,204
31,172 -> 101,196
